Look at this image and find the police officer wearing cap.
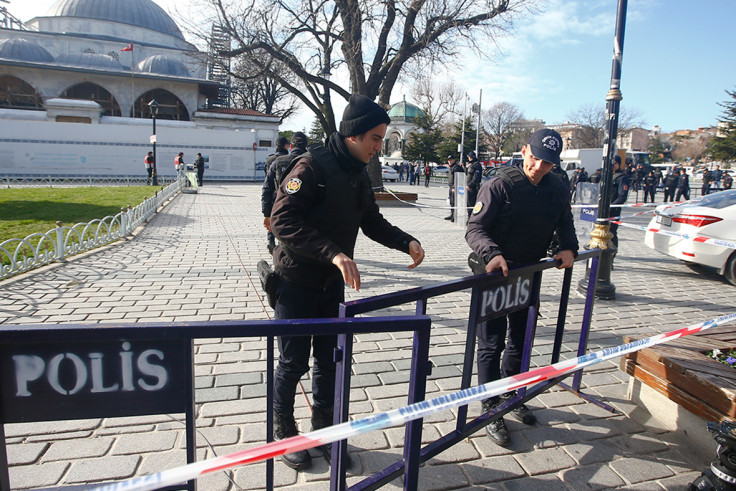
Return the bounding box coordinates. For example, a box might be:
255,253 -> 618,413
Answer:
444,155 -> 461,222
465,151 -> 483,221
466,128 -> 578,446
269,94 -> 425,470
609,155 -> 630,249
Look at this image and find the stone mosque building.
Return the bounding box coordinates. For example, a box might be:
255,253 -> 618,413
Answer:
0,0 -> 279,179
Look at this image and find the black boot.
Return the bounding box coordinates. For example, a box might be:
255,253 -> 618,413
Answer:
311,407 -> 352,467
482,401 -> 510,446
500,392 -> 537,425
274,412 -> 312,470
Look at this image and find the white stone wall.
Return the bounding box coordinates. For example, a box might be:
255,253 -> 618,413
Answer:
0,113 -> 278,180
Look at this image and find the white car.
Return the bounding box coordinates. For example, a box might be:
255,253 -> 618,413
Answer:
381,165 -> 399,182
644,189 -> 736,285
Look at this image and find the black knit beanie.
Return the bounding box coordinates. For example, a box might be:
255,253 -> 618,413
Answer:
339,95 -> 391,137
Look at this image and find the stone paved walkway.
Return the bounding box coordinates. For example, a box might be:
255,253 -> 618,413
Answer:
2,181 -> 735,490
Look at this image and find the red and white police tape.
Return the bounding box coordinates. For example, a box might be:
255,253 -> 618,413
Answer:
91,312 -> 736,491
611,220 -> 736,250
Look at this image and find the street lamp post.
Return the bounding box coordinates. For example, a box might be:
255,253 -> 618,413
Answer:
578,0 -> 628,299
148,99 -> 159,186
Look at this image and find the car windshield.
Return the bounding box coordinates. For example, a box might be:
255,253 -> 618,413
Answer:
687,190 -> 736,209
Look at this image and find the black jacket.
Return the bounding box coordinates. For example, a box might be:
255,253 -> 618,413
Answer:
466,165 -> 578,265
466,160 -> 483,191
270,134 -> 418,288
261,147 -> 306,216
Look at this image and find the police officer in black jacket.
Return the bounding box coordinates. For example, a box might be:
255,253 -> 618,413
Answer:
262,137 -> 289,251
261,132 -> 308,254
444,155 -> 460,222
663,169 -> 678,202
466,128 -> 578,447
608,155 -> 630,248
269,95 -> 425,470
465,151 -> 483,221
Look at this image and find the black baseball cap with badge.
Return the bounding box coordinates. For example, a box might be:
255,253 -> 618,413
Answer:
528,128 -> 563,166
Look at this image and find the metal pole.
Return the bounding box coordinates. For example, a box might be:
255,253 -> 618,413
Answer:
475,89 -> 482,157
459,93 -> 467,163
151,114 -> 158,186
578,0 -> 627,300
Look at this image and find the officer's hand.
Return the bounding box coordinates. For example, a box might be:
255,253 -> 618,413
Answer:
333,253 -> 360,291
486,255 -> 509,277
407,241 -> 424,269
263,217 -> 271,232
554,250 -> 575,269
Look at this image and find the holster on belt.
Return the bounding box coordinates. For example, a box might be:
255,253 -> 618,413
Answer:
257,260 -> 279,308
468,252 -> 487,276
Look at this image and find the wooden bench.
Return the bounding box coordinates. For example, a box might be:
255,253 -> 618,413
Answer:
621,325 -> 736,422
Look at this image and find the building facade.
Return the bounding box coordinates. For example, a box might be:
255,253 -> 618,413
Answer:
0,0 -> 280,179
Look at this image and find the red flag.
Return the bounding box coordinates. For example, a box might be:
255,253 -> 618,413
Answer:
120,42 -> 133,52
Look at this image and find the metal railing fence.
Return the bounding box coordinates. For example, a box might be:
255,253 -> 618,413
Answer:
0,177 -> 182,280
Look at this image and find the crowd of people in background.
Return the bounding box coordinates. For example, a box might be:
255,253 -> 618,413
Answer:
386,155 -> 732,205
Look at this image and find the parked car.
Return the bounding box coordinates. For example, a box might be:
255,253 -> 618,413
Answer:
433,165 -> 449,175
644,189 -> 736,285
382,165 -> 399,182
481,166 -> 500,183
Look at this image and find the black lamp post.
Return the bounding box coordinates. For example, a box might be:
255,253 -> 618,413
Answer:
148,99 -> 159,186
578,0 -> 628,299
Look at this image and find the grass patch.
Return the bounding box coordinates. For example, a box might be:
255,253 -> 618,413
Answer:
0,186 -> 160,243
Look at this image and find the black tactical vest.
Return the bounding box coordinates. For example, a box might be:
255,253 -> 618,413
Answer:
488,166 -> 567,263
282,144 -> 371,262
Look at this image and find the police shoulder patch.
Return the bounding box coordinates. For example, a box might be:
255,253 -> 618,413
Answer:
473,201 -> 484,214
285,177 -> 302,194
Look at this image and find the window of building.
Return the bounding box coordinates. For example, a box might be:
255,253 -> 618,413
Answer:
133,89 -> 190,121
59,82 -> 121,116
259,139 -> 272,147
0,75 -> 43,110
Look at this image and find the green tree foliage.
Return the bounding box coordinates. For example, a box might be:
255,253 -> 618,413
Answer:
649,137 -> 667,164
403,112 -> 443,165
708,88 -> 736,161
308,118 -> 326,145
437,117 -> 479,161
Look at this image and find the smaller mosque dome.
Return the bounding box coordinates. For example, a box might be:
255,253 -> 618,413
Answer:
56,52 -> 126,71
388,100 -> 425,122
0,38 -> 54,63
136,55 -> 190,77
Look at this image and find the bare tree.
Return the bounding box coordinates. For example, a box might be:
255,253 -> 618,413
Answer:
181,0 -> 536,185
229,54 -> 300,120
409,75 -> 464,126
482,102 -> 523,157
566,102 -> 647,148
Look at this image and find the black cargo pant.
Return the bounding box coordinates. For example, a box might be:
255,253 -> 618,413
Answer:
477,309 -> 530,405
273,278 -> 343,416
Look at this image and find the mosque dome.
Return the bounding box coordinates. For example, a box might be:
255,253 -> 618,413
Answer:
47,0 -> 184,40
56,52 -> 126,71
0,38 -> 54,63
388,100 -> 425,122
136,54 -> 190,77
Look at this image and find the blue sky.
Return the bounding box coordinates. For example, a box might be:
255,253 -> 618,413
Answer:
11,0 -> 735,133
470,0 -> 736,133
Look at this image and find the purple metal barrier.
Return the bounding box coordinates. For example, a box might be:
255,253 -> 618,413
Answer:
0,316 -> 430,491
333,249 -> 603,490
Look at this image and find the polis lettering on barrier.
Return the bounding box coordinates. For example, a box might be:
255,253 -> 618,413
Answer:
12,341 -> 168,397
480,275 -> 531,318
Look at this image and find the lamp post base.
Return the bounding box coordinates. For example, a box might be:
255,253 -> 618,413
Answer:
578,248 -> 616,300
577,222 -> 617,300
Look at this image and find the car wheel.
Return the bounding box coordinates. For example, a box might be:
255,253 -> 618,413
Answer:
726,252 -> 736,286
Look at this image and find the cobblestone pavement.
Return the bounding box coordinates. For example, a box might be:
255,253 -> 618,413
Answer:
2,181 -> 735,490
